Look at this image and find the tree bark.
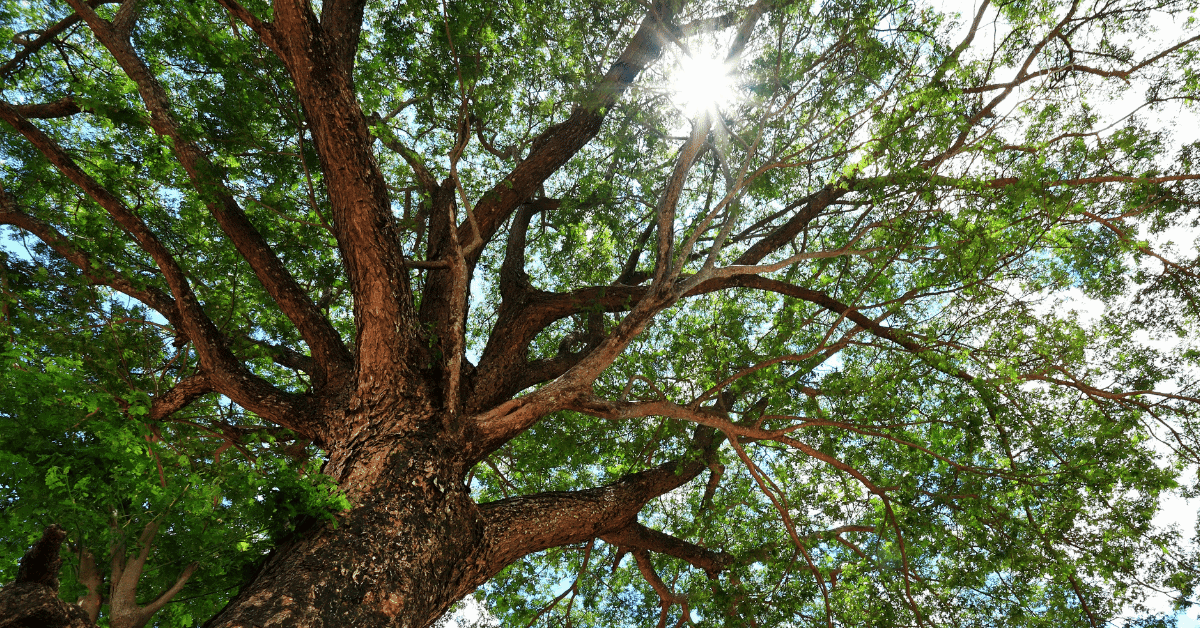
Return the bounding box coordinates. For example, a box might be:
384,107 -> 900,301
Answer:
0,525 -> 94,628
205,430 -> 487,628
200,407 -> 715,628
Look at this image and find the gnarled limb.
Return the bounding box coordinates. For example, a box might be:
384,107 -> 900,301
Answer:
0,525 -> 94,628
435,0 -> 688,413
15,525 -> 67,589
149,374 -> 214,421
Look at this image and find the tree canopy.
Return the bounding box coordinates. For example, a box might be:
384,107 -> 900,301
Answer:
2,0 -> 1200,626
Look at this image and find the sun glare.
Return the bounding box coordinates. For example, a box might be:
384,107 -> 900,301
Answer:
670,46 -> 737,117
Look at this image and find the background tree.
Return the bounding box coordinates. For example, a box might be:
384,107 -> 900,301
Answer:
2,0 -> 1200,626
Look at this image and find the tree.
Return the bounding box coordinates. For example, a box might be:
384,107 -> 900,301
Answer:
2,0 -> 1200,625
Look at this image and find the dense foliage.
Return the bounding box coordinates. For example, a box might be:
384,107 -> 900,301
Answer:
3,0 -> 1200,626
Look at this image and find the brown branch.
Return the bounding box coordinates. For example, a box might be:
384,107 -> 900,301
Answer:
64,0 -> 352,391
1023,373 -> 1200,405
477,435 -> 714,583
435,3 -> 688,418
727,437 -> 834,626
962,33 -> 1200,94
0,0 -> 119,79
12,97 -> 84,119
974,173 -> 1200,189
470,160 -> 1198,414
108,520 -> 198,628
469,179 -> 842,409
76,549 -> 102,622
601,522 -> 733,578
701,462 -> 723,511
0,186 -> 179,324
149,374 -> 214,420
15,525 -> 67,588
213,0 -> 268,38
1079,209 -> 1199,279
467,281 -> 677,458
376,135 -> 438,192
0,526 -> 93,628
931,2 -> 1082,168
632,550 -> 685,628
237,0 -> 423,394
317,0 -> 368,74
241,337 -> 317,374
467,202 -> 570,409
137,563 -> 198,624
467,271 -> 904,414
462,0 -> 684,262
0,101 -> 314,436
469,175 -> 840,415
734,185 -> 844,265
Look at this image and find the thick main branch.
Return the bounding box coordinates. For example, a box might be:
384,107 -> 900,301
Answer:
477,447 -> 713,582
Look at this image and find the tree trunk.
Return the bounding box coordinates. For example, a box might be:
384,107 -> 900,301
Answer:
206,422 -> 489,628
200,403 -> 717,628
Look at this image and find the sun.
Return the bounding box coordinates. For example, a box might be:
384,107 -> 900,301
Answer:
669,44 -> 738,117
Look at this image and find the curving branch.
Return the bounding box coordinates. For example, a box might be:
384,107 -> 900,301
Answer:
0,185 -> 180,325
476,435 -> 715,583
0,102 -> 314,435
64,0 -> 353,391
962,33 -> 1200,94
601,522 -> 733,578
632,550 -> 687,628
467,281 -> 680,458
149,374 -> 214,421
0,0 -> 119,79
12,97 -> 84,119
460,0 -> 686,263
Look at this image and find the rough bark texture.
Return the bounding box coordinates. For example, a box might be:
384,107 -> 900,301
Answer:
0,526 -> 94,628
201,419 -> 718,628
208,435 -> 485,628
0,584 -> 94,628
